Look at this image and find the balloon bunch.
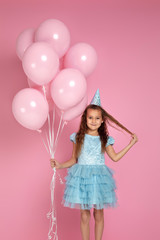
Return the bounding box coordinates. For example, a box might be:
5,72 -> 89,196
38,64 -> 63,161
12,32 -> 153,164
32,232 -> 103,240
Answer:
12,19 -> 97,240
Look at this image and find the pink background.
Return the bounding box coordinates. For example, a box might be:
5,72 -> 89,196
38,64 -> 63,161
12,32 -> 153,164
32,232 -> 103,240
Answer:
0,0 -> 160,239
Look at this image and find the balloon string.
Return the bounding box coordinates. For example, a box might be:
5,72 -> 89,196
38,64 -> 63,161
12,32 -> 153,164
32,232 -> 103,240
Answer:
40,87 -> 65,239
42,85 -> 47,99
45,130 -> 52,156
53,112 -> 67,155
53,111 -> 63,152
48,112 -> 52,151
37,128 -> 64,240
41,84 -> 64,183
53,122 -> 67,156
42,85 -> 52,152
37,130 -> 49,154
48,108 -> 65,239
47,112 -> 65,239
51,105 -> 56,156
46,167 -> 63,240
46,167 -> 57,240
53,120 -> 67,156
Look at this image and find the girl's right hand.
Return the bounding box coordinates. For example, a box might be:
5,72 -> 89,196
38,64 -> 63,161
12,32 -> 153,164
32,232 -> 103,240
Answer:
50,158 -> 62,169
130,133 -> 138,145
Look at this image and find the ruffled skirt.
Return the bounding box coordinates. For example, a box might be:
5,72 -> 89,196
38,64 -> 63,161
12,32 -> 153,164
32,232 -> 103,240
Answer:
62,163 -> 118,210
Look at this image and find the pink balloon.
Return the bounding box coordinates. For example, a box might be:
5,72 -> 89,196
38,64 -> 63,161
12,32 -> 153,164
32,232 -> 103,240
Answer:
35,19 -> 70,58
22,42 -> 59,85
16,28 -> 35,60
27,78 -> 52,100
63,94 -> 88,121
12,88 -> 49,130
50,68 -> 87,110
64,42 -> 98,77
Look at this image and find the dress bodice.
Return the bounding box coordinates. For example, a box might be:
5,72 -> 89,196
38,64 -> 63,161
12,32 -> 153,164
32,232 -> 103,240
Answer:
70,133 -> 115,165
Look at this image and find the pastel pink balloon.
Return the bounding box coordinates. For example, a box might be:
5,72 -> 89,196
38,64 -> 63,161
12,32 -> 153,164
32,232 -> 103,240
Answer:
16,28 -> 35,60
35,19 -> 70,58
12,88 -> 49,130
51,68 -> 87,110
64,42 -> 98,77
27,78 -> 52,99
62,94 -> 88,121
22,42 -> 59,85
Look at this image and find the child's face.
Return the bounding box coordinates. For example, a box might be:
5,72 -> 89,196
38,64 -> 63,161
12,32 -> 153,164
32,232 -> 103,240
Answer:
86,108 -> 103,131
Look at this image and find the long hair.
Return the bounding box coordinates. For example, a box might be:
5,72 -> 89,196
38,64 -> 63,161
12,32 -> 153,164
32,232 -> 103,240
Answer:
75,104 -> 133,159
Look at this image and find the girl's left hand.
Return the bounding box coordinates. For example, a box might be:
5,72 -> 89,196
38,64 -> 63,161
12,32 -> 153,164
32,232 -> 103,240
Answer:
130,133 -> 138,145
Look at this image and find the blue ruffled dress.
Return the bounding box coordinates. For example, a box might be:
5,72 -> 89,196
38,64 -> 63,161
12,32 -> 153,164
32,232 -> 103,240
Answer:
62,133 -> 118,210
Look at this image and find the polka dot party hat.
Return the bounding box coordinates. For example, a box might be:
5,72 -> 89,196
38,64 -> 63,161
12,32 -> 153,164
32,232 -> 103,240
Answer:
90,88 -> 101,106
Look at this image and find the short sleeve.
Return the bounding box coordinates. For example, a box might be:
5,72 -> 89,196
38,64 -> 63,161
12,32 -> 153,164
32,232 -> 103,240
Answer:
106,136 -> 115,147
70,132 -> 77,144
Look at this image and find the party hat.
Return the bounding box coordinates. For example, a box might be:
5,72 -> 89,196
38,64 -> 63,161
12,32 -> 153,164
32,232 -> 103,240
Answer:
90,88 -> 101,106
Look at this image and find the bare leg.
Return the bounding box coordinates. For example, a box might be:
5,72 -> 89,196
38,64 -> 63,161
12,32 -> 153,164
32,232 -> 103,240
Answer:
93,208 -> 104,240
80,209 -> 91,240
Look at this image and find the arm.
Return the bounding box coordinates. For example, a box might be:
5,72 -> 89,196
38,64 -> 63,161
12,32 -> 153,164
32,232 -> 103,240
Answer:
106,133 -> 138,162
50,142 -> 77,169
106,142 -> 134,162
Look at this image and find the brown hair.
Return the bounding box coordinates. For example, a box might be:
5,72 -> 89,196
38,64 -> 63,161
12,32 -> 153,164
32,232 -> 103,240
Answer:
75,104 -> 133,159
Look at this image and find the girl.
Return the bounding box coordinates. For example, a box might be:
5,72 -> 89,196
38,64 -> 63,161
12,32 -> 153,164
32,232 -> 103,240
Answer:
50,103 -> 138,240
